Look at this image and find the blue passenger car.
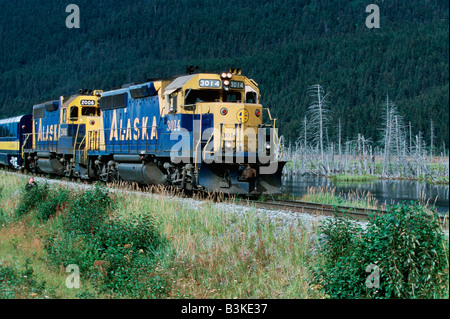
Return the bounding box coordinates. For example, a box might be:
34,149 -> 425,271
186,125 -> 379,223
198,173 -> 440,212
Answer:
0,114 -> 32,168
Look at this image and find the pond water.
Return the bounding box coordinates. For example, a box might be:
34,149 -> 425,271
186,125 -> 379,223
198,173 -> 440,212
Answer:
282,173 -> 449,213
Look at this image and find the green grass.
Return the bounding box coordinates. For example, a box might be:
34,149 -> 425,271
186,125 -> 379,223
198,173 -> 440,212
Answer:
276,186 -> 381,210
0,173 -> 92,298
113,190 -> 322,298
328,174 -> 379,182
425,176 -> 449,185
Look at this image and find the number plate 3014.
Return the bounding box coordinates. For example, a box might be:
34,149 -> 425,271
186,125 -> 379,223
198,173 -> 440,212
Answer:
199,79 -> 221,88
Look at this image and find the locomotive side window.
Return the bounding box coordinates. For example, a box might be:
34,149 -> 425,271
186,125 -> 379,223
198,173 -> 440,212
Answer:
62,108 -> 67,123
224,92 -> 241,103
185,90 -> 220,105
246,92 -> 257,104
169,94 -> 178,113
70,106 -> 79,120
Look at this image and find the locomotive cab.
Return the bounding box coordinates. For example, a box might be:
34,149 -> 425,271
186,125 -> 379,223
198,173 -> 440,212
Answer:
162,69 -> 285,194
56,91 -> 102,153
164,70 -> 265,156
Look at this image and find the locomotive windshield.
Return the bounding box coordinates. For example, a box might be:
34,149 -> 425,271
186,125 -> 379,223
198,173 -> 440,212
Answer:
82,107 -> 100,116
246,91 -> 257,103
185,90 -> 220,105
224,92 -> 241,103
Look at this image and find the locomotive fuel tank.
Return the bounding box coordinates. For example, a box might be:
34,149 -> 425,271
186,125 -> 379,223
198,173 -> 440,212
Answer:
36,157 -> 65,175
113,155 -> 167,185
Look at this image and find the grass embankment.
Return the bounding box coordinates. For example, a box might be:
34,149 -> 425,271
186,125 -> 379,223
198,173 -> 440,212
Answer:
0,171 -> 448,299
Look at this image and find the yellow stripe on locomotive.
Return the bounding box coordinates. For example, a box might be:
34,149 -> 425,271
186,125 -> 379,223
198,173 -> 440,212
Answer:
0,141 -> 20,151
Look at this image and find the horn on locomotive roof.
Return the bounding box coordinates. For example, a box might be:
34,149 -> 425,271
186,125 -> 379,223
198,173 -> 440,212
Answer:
229,68 -> 241,75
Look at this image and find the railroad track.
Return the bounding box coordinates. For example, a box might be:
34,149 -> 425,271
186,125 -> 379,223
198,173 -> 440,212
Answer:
237,198 -> 384,220
237,198 -> 449,227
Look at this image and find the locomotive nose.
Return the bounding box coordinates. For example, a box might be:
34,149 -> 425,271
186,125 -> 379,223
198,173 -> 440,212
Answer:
212,103 -> 262,156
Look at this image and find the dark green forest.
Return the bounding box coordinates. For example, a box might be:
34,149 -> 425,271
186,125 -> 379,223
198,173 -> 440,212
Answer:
0,0 -> 448,147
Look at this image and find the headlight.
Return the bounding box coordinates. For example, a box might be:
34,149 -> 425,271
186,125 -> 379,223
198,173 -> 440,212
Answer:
223,80 -> 230,86
221,72 -> 227,79
225,141 -> 232,149
265,143 -> 271,150
226,72 -> 232,79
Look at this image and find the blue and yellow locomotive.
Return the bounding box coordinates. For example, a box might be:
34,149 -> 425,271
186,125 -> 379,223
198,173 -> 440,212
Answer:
2,70 -> 285,195
23,90 -> 103,178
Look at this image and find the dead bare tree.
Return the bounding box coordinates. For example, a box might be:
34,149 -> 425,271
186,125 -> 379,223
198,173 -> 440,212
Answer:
430,119 -> 434,163
381,95 -> 392,176
380,95 -> 406,177
307,84 -> 331,174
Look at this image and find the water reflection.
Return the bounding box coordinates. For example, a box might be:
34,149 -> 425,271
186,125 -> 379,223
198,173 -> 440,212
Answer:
282,174 -> 449,213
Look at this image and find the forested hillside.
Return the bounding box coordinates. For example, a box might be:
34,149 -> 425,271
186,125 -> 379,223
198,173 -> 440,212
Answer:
0,0 -> 448,146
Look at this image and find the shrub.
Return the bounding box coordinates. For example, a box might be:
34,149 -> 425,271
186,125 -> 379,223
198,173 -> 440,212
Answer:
61,183 -> 112,236
314,203 -> 449,299
0,208 -> 6,226
92,214 -> 168,298
42,185 -> 168,298
43,184 -> 113,273
96,214 -> 164,253
0,258 -> 47,299
36,187 -> 71,221
16,182 -> 50,217
43,232 -> 102,274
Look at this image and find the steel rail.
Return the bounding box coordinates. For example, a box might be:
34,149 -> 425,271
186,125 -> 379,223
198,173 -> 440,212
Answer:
237,198 -> 448,227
